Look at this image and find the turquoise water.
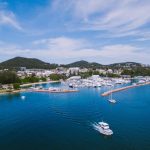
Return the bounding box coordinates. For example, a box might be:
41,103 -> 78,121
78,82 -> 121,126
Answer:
0,83 -> 150,150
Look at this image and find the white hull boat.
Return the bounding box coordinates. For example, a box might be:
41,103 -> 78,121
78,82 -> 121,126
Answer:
108,88 -> 116,104
21,96 -> 25,100
93,121 -> 113,135
108,99 -> 116,103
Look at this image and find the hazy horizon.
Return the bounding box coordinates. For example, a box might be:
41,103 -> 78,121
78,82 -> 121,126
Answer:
0,0 -> 150,64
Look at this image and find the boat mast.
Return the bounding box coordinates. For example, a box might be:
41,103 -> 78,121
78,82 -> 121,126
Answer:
110,86 -> 112,100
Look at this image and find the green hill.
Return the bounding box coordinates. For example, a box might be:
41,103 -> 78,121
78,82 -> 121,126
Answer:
64,60 -> 145,69
109,62 -> 143,68
0,57 -> 146,70
0,57 -> 58,70
65,60 -> 103,68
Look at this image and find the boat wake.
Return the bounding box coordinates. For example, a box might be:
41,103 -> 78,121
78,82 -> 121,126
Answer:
92,122 -> 101,132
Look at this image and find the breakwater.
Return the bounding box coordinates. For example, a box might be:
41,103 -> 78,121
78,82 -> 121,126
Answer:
101,82 -> 150,96
33,89 -> 79,93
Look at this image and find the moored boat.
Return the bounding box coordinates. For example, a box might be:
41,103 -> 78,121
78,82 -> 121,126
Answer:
108,99 -> 116,103
108,88 -> 116,104
21,96 -> 26,100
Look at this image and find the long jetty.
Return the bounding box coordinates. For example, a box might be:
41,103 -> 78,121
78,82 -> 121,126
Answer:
33,89 -> 79,93
101,82 -> 150,96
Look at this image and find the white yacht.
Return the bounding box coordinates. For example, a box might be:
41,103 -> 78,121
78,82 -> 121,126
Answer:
69,83 -> 73,88
93,121 -> 113,135
138,80 -> 145,84
106,83 -> 113,86
132,83 -> 137,86
96,83 -> 102,87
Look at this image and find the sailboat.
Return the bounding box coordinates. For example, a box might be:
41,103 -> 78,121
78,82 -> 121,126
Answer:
108,89 -> 116,104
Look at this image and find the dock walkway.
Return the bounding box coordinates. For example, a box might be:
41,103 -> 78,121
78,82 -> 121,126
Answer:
33,89 -> 79,93
101,82 -> 150,96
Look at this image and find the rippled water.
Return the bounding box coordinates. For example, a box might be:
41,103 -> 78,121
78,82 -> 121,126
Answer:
0,82 -> 150,150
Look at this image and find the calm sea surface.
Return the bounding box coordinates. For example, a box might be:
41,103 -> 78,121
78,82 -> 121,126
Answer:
0,82 -> 150,150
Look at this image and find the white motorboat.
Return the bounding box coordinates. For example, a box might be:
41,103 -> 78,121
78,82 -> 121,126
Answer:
69,83 -> 73,88
96,83 -> 102,87
93,121 -> 113,135
132,83 -> 137,86
106,83 -> 113,86
138,80 -> 145,84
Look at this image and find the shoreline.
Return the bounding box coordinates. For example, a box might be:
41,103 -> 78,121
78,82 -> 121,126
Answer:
101,82 -> 150,96
20,80 -> 60,87
0,80 -> 60,95
0,89 -> 27,95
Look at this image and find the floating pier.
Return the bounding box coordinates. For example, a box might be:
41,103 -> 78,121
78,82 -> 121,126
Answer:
33,89 -> 79,93
101,82 -> 150,96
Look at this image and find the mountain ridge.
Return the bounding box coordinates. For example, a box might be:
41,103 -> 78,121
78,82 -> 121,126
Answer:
0,57 -> 146,69
0,57 -> 58,70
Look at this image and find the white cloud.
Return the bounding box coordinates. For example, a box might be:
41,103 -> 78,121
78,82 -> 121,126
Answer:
32,43 -> 150,64
0,3 -> 22,30
33,36 -> 89,50
0,37 -> 149,64
51,0 -> 150,37
0,41 -> 29,56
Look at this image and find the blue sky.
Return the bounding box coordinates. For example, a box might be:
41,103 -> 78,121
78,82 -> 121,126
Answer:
0,0 -> 150,64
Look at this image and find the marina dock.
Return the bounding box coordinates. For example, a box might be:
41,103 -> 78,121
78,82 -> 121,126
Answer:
101,82 -> 150,96
33,89 -> 79,93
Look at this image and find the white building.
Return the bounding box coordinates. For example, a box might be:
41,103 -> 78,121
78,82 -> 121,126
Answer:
107,69 -> 113,74
79,68 -> 88,73
96,69 -> 107,74
67,67 -> 80,75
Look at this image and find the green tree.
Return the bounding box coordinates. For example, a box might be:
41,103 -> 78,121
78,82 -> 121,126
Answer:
49,74 -> 66,81
20,76 -> 39,83
121,67 -> 150,77
13,83 -> 20,90
0,71 -> 20,84
41,77 -> 47,82
107,73 -> 120,77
